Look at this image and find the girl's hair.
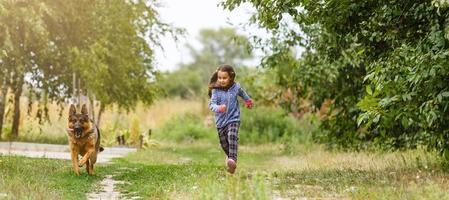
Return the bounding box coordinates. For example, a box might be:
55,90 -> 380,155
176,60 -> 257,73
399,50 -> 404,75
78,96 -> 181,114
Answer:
208,64 -> 236,97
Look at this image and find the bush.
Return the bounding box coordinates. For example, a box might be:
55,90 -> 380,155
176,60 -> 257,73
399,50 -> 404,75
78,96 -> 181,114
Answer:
157,112 -> 215,142
239,106 -> 318,145
156,105 -> 319,148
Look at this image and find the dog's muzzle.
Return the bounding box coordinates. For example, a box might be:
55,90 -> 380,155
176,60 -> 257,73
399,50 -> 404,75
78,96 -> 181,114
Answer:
74,127 -> 83,138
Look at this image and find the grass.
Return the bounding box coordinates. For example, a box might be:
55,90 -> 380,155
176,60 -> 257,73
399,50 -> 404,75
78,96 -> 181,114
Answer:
103,141 -> 449,199
97,141 -> 276,199
1,98 -> 449,199
0,98 -> 202,145
0,156 -> 105,199
1,142 -> 449,199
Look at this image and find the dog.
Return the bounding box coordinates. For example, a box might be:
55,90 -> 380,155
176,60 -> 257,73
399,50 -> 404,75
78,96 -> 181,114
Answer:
67,104 -> 103,175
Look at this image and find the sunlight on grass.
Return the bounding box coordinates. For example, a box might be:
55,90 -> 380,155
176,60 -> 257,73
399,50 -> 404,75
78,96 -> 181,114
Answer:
104,141 -> 449,200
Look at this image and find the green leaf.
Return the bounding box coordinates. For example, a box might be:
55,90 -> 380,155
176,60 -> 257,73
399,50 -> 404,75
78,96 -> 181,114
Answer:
373,114 -> 381,123
366,85 -> 373,95
357,114 -> 367,127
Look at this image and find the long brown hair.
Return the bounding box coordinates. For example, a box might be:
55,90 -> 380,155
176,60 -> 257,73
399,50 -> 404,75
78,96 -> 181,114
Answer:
208,64 -> 236,97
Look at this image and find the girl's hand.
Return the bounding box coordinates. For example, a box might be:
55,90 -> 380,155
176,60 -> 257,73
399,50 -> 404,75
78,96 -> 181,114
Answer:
245,99 -> 253,109
218,104 -> 226,113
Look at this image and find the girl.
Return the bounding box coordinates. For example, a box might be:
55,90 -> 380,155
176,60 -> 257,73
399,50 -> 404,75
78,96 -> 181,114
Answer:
208,64 -> 253,174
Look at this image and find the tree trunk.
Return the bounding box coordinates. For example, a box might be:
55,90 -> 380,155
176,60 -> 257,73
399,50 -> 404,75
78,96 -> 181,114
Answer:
90,97 -> 96,124
96,103 -> 105,127
11,78 -> 23,139
0,81 -> 8,140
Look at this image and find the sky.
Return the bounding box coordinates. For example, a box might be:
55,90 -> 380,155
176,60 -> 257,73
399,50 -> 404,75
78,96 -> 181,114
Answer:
153,0 -> 259,72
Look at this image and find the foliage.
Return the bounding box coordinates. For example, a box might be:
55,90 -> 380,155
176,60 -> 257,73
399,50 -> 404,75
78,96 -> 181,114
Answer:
129,115 -> 141,146
0,0 -> 178,138
239,106 -> 315,145
158,68 -> 203,99
222,0 -> 449,156
157,112 -> 216,142
182,28 -> 253,84
155,102 -> 316,146
0,1 -> 176,113
158,28 -> 253,98
41,0 -> 173,109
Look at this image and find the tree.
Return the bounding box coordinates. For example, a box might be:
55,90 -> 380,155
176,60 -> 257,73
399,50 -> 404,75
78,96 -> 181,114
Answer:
0,0 -> 176,138
159,28 -> 253,98
184,28 -> 253,83
0,0 -> 52,139
222,0 -> 449,154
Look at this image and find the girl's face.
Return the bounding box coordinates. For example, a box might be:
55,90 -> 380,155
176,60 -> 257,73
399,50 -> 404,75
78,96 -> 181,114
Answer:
217,70 -> 231,87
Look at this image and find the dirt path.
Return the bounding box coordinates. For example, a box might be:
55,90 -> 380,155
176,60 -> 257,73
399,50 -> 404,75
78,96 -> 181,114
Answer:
0,142 -> 136,163
87,175 -> 125,200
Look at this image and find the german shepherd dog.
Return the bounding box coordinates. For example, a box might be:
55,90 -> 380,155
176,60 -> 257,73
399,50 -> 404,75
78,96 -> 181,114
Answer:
67,104 -> 103,175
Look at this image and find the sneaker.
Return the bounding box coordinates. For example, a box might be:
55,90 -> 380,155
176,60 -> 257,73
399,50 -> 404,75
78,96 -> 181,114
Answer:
226,158 -> 236,174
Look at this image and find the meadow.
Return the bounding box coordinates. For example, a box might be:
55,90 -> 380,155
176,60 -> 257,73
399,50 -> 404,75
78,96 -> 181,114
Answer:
1,99 -> 449,199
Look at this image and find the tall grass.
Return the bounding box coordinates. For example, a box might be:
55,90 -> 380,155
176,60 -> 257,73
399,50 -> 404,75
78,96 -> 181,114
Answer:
239,106 -> 318,145
2,95 -> 313,148
156,112 -> 216,142
152,102 -> 319,151
1,97 -> 202,145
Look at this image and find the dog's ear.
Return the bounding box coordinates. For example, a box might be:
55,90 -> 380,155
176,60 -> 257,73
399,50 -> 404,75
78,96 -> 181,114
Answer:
81,104 -> 88,115
69,104 -> 76,116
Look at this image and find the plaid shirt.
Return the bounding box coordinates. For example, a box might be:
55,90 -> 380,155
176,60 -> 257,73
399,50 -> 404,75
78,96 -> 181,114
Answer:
209,82 -> 251,128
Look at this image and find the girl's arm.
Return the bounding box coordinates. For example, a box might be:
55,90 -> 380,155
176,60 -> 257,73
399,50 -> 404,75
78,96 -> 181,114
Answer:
209,90 -> 223,113
238,87 -> 251,101
238,86 -> 253,109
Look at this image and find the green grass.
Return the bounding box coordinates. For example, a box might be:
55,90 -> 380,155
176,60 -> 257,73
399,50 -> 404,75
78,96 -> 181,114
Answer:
0,156 -> 106,199
98,142 -> 275,199
273,168 -> 449,199
104,142 -> 449,199
1,142 -> 449,199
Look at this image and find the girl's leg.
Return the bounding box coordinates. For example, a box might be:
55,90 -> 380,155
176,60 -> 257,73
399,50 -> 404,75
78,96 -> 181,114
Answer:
217,127 -> 229,156
227,122 -> 240,162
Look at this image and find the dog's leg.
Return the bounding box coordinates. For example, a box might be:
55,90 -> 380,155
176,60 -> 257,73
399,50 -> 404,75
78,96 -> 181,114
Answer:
89,152 -> 97,175
89,163 -> 94,175
79,149 -> 94,167
71,149 -> 80,175
85,159 -> 92,175
88,161 -> 94,176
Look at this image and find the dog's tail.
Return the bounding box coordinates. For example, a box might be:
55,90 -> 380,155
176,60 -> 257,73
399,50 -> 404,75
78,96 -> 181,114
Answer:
96,125 -> 104,152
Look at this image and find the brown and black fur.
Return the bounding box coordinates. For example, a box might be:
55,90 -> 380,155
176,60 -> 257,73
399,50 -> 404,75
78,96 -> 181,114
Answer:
67,104 -> 103,175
